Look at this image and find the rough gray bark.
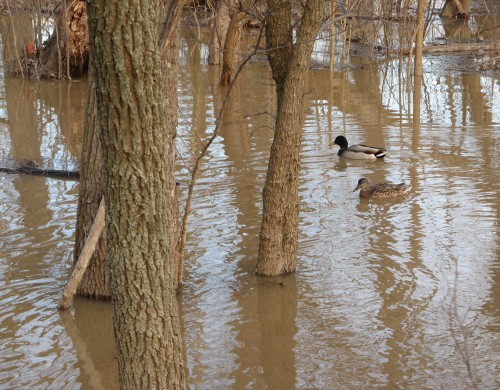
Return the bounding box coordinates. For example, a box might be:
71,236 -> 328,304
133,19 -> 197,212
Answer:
159,0 -> 184,288
86,0 -> 186,387
220,10 -> 246,85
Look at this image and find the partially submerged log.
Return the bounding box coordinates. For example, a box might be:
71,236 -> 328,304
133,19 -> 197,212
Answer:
58,198 -> 105,310
0,158 -> 79,179
391,41 -> 500,56
423,41 -> 500,54
0,165 -> 80,179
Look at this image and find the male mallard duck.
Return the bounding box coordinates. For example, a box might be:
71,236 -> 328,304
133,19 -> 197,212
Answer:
332,135 -> 386,160
353,178 -> 409,198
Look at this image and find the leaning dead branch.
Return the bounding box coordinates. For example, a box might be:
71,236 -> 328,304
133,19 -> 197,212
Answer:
58,198 -> 105,310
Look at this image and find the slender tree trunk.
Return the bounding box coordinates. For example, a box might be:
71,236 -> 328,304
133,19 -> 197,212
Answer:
256,0 -> 325,276
220,10 -> 245,86
209,0 -> 232,65
86,0 -> 186,387
414,0 -> 426,77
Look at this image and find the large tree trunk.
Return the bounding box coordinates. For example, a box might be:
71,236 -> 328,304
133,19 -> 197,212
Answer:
74,1 -> 184,296
159,0 -> 183,288
86,0 -> 186,387
256,0 -> 325,276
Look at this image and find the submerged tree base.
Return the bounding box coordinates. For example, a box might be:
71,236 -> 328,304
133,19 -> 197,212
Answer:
6,0 -> 89,80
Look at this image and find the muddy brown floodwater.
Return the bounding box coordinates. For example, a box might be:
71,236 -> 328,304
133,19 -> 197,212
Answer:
1,29 -> 499,389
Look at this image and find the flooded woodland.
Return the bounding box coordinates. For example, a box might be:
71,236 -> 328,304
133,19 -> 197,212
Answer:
1,4 -> 499,390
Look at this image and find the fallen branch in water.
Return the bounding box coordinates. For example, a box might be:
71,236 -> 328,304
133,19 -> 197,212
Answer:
391,41 -> 500,55
58,198 -> 105,310
0,165 -> 80,179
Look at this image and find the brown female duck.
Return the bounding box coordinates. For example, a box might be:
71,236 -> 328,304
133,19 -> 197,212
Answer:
353,178 -> 409,198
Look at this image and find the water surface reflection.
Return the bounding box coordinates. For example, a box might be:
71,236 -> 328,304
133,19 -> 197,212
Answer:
0,37 -> 499,389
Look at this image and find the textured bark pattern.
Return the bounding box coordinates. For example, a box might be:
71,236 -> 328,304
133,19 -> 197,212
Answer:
87,0 -> 186,387
159,5 -> 183,289
74,73 -> 109,298
220,11 -> 245,86
256,0 -> 325,276
208,0 -> 232,65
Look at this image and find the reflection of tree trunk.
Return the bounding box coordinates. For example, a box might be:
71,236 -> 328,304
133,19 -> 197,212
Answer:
462,74 -> 492,126
39,0 -> 89,78
258,278 -> 297,388
189,39 -> 208,145
74,70 -> 108,298
257,0 -> 325,276
58,302 -> 118,389
3,80 -> 52,237
440,0 -> 471,19
36,81 -> 86,160
4,79 -> 41,161
0,13 -> 34,76
412,74 -> 422,153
